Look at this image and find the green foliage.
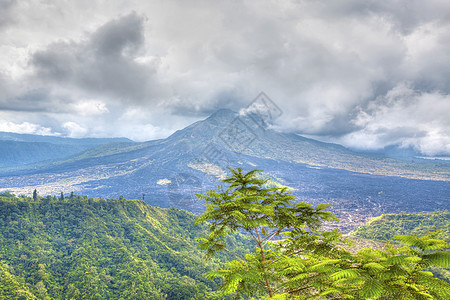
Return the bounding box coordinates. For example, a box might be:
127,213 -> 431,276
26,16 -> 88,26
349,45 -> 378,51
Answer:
0,192 -> 16,199
353,211 -> 450,241
196,168 -> 344,298
293,232 -> 450,299
0,194 -> 247,299
353,211 -> 450,284
0,262 -> 37,299
196,168 -> 450,299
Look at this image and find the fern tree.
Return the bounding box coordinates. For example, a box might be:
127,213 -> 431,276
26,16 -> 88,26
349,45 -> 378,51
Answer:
195,168 -> 342,298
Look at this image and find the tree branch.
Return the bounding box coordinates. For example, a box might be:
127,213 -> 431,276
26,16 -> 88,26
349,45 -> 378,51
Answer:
223,248 -> 246,261
255,226 -> 274,298
262,227 -> 285,246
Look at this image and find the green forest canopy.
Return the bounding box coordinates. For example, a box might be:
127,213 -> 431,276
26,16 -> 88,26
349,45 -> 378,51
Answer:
0,186 -> 449,299
0,193 -> 250,299
353,211 -> 450,241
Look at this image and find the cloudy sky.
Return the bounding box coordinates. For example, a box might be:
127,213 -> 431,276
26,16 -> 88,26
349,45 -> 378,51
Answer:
1,0 -> 449,155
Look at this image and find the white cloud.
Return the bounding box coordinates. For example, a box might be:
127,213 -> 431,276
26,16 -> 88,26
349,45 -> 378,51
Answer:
0,0 -> 449,154
71,99 -> 109,116
0,120 -> 58,136
337,84 -> 450,155
62,121 -> 88,138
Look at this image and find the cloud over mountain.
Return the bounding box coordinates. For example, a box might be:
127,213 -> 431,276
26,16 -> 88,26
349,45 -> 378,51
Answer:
0,0 -> 449,155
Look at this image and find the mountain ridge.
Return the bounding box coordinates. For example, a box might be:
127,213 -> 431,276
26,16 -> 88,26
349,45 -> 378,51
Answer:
0,109 -> 448,232
0,132 -> 133,170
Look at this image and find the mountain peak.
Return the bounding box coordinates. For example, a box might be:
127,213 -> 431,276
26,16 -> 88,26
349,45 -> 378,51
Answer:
203,109 -> 238,127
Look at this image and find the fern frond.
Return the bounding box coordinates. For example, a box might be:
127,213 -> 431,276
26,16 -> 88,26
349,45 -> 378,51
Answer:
359,278 -> 384,299
421,252 -> 450,268
395,235 -> 423,247
330,269 -> 360,280
308,259 -> 341,271
386,254 -> 414,265
362,262 -> 385,271
319,288 -> 341,297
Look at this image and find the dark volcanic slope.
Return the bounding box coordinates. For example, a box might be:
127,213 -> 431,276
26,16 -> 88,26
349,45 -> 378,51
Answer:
0,110 -> 448,232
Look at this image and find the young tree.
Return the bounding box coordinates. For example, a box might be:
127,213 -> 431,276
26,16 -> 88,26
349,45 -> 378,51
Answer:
196,168 -> 450,299
195,168 -> 342,298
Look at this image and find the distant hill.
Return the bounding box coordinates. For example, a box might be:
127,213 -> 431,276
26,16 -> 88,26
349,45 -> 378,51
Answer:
0,193 -> 249,299
0,131 -> 131,145
0,132 -> 132,170
0,110 -> 448,232
352,211 -> 450,241
351,211 -> 450,283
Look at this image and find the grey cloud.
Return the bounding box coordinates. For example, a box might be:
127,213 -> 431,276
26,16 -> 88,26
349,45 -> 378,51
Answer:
373,127 -> 428,143
4,90 -> 53,112
0,69 -> 77,114
0,0 -> 449,154
167,0 -> 450,155
32,43 -> 74,82
91,12 -> 145,57
0,88 -> 72,114
31,12 -> 161,103
0,0 -> 16,28
318,0 -> 450,33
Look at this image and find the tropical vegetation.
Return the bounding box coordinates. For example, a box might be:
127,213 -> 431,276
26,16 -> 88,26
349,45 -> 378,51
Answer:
0,192 -> 249,299
196,168 -> 450,299
353,211 -> 450,241
1,168 -> 449,299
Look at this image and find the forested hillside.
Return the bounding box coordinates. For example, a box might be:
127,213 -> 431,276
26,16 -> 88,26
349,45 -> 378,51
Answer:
0,262 -> 37,299
352,211 -> 450,283
353,211 -> 450,241
0,193 -> 249,299
1,190 -> 448,299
